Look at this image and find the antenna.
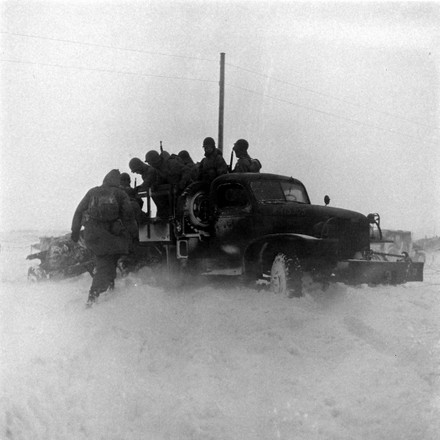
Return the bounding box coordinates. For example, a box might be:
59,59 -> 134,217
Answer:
218,52 -> 225,153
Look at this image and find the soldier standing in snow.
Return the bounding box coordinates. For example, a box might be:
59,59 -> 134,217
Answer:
232,139 -> 262,173
71,169 -> 138,306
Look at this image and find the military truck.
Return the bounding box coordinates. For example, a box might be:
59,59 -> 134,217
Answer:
135,173 -> 424,296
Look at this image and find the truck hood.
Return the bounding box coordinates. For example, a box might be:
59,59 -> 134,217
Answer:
257,202 -> 367,224
256,202 -> 370,258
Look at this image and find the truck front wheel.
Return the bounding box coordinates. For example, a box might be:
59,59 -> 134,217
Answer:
270,253 -> 303,298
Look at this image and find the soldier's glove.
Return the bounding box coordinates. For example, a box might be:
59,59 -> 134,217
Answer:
71,231 -> 80,243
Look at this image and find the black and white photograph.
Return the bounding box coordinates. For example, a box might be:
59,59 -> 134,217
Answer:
1,1 -> 439,439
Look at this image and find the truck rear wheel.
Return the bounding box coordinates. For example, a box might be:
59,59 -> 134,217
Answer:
270,253 -> 303,297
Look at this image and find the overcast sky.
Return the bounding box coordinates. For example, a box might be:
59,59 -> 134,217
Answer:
1,1 -> 439,238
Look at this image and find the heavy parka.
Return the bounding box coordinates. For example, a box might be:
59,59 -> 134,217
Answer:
71,170 -> 138,256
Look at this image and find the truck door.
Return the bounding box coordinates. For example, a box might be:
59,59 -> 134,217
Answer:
213,182 -> 253,246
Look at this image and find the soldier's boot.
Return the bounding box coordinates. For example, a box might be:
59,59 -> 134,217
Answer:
86,290 -> 99,307
117,257 -> 130,278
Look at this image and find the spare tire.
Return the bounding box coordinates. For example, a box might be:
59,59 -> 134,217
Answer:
179,181 -> 210,229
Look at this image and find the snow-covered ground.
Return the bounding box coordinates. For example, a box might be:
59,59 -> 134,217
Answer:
1,231 -> 439,440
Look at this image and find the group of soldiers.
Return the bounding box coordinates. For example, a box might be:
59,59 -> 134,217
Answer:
70,137 -> 261,306
128,137 -> 260,196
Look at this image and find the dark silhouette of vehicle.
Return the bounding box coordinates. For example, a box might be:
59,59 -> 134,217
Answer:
135,173 -> 424,296
27,233 -> 94,281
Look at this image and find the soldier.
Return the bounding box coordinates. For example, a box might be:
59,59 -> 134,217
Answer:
197,137 -> 228,185
120,172 -> 136,199
145,150 -> 191,193
232,139 -> 262,173
120,171 -> 148,226
177,150 -> 195,166
71,169 -> 138,306
145,150 -> 193,219
178,150 -> 199,182
129,156 -> 170,219
128,158 -> 160,191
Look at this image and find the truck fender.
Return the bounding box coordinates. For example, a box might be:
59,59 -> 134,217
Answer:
243,233 -> 320,276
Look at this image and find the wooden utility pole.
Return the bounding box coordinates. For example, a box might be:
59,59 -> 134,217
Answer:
218,52 -> 225,153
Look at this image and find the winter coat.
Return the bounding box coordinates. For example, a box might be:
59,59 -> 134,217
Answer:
178,154 -> 199,183
120,184 -> 148,225
121,184 -> 137,199
233,152 -> 262,173
71,170 -> 138,256
153,154 -> 190,192
136,165 -> 163,191
198,149 -> 228,184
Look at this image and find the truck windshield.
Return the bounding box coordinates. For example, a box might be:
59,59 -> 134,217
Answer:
251,180 -> 309,203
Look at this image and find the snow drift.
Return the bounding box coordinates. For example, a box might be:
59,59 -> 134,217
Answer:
1,231 -> 439,440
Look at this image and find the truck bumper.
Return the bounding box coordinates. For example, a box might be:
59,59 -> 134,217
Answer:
335,259 -> 424,285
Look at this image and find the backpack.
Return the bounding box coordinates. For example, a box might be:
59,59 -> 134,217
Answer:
249,158 -> 262,173
88,188 -> 120,222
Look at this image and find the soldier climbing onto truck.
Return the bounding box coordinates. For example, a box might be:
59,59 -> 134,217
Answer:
120,172 -> 137,199
120,172 -> 148,227
129,158 -> 159,192
144,149 -> 194,220
71,169 -> 138,306
144,150 -> 191,193
129,157 -> 169,219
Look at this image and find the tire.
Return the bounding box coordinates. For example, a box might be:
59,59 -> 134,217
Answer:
180,182 -> 210,229
270,253 -> 303,298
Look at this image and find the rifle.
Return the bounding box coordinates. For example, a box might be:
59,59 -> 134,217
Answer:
160,140 -> 163,155
229,150 -> 234,172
